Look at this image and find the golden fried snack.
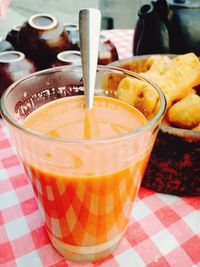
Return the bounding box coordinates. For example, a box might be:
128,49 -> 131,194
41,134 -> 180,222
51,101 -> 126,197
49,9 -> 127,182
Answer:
185,88 -> 196,96
142,53 -> 200,108
117,77 -> 139,106
117,77 -> 159,117
117,53 -> 200,117
119,59 -> 147,73
192,123 -> 200,131
102,73 -> 124,98
167,94 -> 200,129
144,55 -> 171,73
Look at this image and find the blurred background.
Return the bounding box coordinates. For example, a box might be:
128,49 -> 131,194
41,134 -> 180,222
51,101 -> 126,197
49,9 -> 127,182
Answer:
0,0 -> 144,38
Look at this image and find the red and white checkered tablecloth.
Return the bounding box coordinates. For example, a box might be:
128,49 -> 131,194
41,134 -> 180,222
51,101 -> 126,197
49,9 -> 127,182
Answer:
102,29 -> 134,60
0,29 -> 200,267
0,0 -> 10,17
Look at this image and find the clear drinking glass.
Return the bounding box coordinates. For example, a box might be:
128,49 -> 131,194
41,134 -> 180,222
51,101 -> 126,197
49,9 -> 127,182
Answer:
0,65 -> 166,262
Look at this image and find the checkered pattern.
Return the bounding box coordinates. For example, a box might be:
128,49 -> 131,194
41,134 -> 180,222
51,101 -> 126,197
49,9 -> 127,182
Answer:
102,29 -> 134,60
23,160 -> 138,250
0,30 -> 200,267
0,0 -> 10,16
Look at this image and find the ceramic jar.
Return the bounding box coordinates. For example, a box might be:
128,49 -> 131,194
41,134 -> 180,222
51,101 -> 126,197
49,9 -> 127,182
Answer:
0,51 -> 37,97
133,4 -> 169,55
62,26 -> 119,65
51,50 -> 81,67
18,13 -> 70,70
63,23 -> 80,50
5,25 -> 21,50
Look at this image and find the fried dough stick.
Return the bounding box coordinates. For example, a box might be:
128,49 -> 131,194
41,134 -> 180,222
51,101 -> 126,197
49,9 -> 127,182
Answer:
117,53 -> 200,117
142,53 -> 200,108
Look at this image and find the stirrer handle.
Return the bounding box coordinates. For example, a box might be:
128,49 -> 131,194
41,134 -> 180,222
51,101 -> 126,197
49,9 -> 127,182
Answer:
79,8 -> 101,109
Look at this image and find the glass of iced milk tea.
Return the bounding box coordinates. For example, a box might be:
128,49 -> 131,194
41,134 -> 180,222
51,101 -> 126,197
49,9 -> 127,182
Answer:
0,65 -> 166,262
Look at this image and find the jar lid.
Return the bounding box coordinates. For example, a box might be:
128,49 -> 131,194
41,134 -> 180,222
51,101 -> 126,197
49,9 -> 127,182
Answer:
57,50 -> 81,64
0,51 -> 25,63
12,25 -> 21,31
63,23 -> 79,31
28,13 -> 58,30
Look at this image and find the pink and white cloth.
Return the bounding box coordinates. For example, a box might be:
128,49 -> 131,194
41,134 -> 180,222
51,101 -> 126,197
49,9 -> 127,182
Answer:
0,30 -> 200,267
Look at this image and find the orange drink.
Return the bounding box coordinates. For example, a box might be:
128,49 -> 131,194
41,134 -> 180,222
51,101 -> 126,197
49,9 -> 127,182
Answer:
22,96 -> 150,259
0,66 -> 166,262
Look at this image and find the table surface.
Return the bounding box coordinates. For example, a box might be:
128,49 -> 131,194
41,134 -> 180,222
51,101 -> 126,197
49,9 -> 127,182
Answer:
0,29 -> 200,267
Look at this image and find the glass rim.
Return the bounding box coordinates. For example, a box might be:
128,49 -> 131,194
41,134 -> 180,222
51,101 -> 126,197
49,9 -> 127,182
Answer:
0,65 -> 166,144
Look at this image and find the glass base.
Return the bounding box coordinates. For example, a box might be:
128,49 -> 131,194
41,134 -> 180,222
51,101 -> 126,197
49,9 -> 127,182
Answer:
48,229 -> 125,262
